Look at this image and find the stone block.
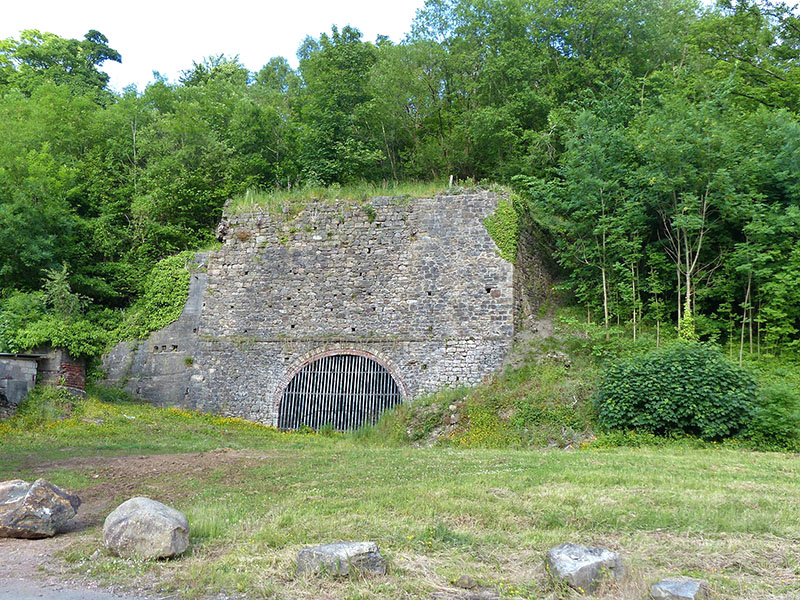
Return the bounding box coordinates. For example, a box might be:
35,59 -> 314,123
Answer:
296,541 -> 386,577
546,543 -> 626,594
650,577 -> 710,599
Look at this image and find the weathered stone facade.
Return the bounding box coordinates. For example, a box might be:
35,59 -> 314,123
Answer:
0,355 -> 40,418
104,191 -> 547,426
0,348 -> 86,418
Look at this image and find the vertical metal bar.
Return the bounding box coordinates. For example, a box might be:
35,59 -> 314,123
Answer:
369,357 -> 375,426
301,364 -> 307,429
336,355 -> 347,431
314,358 -> 321,430
359,355 -> 366,427
346,354 -> 354,430
331,355 -> 339,430
318,357 -> 325,430
315,358 -> 321,430
306,361 -> 314,429
378,360 -> 384,425
370,357 -> 377,425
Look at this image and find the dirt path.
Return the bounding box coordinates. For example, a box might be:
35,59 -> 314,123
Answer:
1,449 -> 273,600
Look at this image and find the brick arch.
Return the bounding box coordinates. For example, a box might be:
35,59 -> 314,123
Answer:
273,346 -> 409,413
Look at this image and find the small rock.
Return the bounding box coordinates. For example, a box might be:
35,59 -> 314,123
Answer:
456,574 -> 477,589
538,351 -> 572,368
546,542 -> 626,594
0,479 -> 81,539
103,497 -> 189,559
650,577 -> 710,599
296,541 -> 385,577
449,404 -> 457,412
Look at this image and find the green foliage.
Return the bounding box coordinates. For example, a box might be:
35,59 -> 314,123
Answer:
42,263 -> 85,320
5,385 -> 77,428
595,343 -> 757,440
116,251 -> 195,341
678,300 -> 699,342
15,316 -> 108,358
744,383 -> 800,452
483,197 -> 519,262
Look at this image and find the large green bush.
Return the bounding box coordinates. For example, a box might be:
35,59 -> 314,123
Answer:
745,383 -> 800,452
595,343 -> 757,440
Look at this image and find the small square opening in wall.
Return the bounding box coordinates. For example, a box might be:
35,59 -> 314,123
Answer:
291,324 -> 296,329
427,291 -> 432,296
171,345 -> 178,352
351,327 -> 356,332
153,346 -> 159,353
485,287 -> 492,293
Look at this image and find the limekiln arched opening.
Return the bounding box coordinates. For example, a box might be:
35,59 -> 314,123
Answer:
277,352 -> 403,431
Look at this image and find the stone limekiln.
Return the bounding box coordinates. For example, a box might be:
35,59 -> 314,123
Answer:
104,191 -> 546,430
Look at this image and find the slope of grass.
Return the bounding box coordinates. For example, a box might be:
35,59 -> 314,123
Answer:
356,307 -> 800,452
1,385 -> 799,599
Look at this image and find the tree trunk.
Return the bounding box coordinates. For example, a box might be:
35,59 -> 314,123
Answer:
739,272 -> 752,366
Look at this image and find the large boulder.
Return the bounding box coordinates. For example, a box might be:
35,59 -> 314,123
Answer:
296,541 -> 386,577
0,479 -> 81,539
546,543 -> 626,594
103,497 -> 189,559
650,577 -> 710,599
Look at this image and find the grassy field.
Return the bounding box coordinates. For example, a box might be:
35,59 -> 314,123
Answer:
1,389 -> 799,599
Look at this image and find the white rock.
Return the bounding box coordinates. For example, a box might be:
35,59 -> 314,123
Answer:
546,543 -> 626,593
296,541 -> 386,576
650,577 -> 710,599
103,497 -> 189,559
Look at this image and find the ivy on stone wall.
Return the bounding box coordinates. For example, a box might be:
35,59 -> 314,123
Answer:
115,251 -> 196,341
484,197 -> 519,263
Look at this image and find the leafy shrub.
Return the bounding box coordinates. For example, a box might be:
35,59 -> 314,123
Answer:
116,251 -> 195,341
745,383 -> 800,451
595,343 -> 757,440
483,196 -> 519,262
15,316 -> 109,358
7,385 -> 78,428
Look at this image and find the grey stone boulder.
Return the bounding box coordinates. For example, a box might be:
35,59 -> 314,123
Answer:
0,479 -> 81,539
650,577 -> 710,599
103,497 -> 189,559
296,541 -> 386,577
546,543 -> 626,594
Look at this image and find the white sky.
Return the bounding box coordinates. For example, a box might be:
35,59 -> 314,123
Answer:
1,0 -> 427,92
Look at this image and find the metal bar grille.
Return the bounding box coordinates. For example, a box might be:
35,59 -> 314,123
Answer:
278,354 -> 402,431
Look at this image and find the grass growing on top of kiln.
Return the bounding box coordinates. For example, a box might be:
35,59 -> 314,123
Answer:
1,386 -> 799,599
226,180 -> 464,215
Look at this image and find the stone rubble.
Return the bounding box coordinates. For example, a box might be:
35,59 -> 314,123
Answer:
0,479 -> 81,539
650,577 -> 710,599
545,542 -> 627,594
296,541 -> 386,577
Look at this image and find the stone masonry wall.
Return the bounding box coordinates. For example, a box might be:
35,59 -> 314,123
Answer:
104,192 -> 520,426
0,356 -> 39,418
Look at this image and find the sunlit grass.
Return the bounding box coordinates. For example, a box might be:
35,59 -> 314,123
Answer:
226,180 -> 457,215
2,387 -> 799,599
